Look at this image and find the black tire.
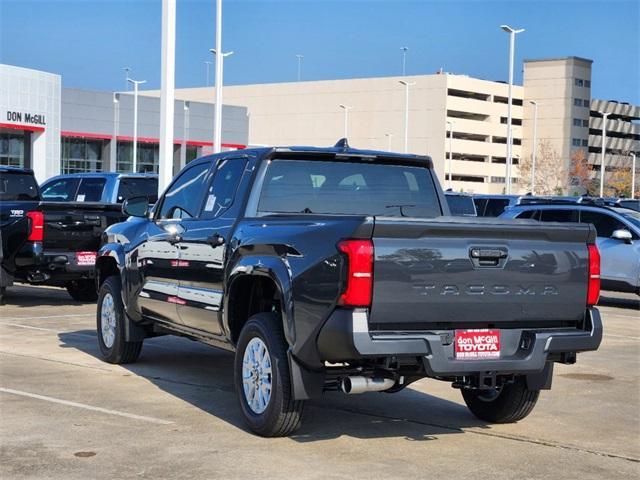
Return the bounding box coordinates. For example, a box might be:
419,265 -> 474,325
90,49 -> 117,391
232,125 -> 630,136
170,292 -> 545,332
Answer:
96,276 -> 142,364
461,376 -> 540,423
67,279 -> 98,302
234,313 -> 304,437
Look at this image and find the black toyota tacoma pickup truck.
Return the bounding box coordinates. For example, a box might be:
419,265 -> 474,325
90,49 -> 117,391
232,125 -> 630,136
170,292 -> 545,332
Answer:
95,141 -> 603,437
0,167 -> 151,301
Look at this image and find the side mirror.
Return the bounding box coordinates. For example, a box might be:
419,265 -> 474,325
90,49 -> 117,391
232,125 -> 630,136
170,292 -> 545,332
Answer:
123,196 -> 150,218
611,229 -> 633,243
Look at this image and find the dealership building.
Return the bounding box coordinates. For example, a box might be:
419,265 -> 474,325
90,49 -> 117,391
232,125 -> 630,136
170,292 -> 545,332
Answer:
153,57 -> 639,194
0,64 -> 248,183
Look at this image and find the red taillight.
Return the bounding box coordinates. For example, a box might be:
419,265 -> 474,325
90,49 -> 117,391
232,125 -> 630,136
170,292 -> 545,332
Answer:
26,211 -> 44,242
337,239 -> 373,308
587,244 -> 601,306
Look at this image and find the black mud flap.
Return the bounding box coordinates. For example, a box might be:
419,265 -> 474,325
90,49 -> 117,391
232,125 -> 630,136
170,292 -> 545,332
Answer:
288,352 -> 325,400
124,314 -> 148,342
526,362 -> 554,390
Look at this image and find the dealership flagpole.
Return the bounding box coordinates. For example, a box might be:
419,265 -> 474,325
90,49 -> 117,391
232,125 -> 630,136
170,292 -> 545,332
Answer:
159,0 -> 176,193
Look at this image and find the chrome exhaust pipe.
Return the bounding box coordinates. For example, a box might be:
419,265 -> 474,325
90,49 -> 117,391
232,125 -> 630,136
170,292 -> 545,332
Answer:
341,376 -> 395,394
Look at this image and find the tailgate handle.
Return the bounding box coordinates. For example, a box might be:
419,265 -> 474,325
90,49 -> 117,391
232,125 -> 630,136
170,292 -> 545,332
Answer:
470,248 -> 507,267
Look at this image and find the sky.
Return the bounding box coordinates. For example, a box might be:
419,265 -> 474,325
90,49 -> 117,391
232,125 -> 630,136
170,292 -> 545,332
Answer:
1,0 -> 639,103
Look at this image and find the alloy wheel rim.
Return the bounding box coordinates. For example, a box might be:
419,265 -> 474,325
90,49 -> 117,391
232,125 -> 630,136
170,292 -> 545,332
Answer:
242,337 -> 273,414
101,293 -> 117,349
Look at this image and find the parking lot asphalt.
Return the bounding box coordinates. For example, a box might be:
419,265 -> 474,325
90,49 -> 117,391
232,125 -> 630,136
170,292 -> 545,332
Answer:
1,285 -> 638,480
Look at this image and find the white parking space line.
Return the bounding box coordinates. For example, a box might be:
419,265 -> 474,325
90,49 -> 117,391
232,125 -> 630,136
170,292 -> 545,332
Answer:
1,314 -> 94,321
3,323 -> 68,332
604,333 -> 640,340
0,387 -> 174,425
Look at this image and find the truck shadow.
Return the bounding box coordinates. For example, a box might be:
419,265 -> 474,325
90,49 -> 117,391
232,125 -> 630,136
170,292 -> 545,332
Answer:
2,284 -> 95,307
598,294 -> 639,311
58,330 -> 489,442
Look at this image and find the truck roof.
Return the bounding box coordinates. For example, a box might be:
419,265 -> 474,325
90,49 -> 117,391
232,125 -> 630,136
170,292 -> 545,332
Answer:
0,166 -> 34,174
43,172 -> 158,179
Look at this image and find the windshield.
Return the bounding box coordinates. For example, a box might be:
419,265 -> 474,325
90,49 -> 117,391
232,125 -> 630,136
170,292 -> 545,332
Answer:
446,194 -> 476,216
0,172 -> 40,201
257,159 -> 441,218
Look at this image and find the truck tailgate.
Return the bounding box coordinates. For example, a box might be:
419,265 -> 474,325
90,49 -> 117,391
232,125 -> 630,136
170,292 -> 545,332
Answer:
369,217 -> 594,328
39,201 -> 123,252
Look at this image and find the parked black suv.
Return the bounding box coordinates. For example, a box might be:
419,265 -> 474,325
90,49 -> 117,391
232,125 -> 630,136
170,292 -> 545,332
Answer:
95,142 -> 602,436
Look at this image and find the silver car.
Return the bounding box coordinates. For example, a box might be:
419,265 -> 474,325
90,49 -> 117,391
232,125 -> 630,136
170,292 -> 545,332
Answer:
500,204 -> 640,295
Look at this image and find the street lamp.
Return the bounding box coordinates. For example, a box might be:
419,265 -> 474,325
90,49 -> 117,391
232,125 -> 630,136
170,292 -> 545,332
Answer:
338,104 -> 352,138
446,120 -> 454,189
400,46 -> 409,76
296,54 -> 304,81
385,133 -> 393,151
127,77 -> 147,173
204,61 -> 213,86
631,152 -> 636,199
399,80 -> 416,153
211,0 -> 234,154
598,111 -> 610,197
529,100 -> 538,195
123,67 -> 131,91
500,24 -> 525,194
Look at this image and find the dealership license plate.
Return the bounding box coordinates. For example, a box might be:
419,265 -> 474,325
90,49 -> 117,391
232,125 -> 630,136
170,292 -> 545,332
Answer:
454,329 -> 501,359
76,251 -> 97,266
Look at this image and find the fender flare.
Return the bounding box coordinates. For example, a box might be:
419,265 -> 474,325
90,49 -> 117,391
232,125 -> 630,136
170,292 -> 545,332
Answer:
224,254 -> 294,346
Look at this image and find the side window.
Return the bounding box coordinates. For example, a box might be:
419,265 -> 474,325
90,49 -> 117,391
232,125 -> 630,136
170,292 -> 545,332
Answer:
157,163 -> 210,220
580,211 -> 626,238
76,178 -> 106,202
201,158 -> 247,219
117,178 -> 159,204
540,209 -> 577,222
473,198 -> 488,216
484,199 -> 510,217
40,178 -> 80,201
516,209 -> 538,220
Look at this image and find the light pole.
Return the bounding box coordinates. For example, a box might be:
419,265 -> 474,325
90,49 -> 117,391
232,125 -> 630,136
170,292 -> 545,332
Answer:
159,0 -> 176,192
399,80 -> 415,153
529,100 -> 538,194
446,120 -> 454,189
631,152 -> 636,199
385,133 -> 393,151
500,24 -> 525,195
204,61 -> 213,86
338,104 -> 352,138
211,0 -> 234,154
296,54 -> 304,81
123,67 -> 131,91
127,77 -> 147,173
598,111 -> 610,197
400,46 -> 409,76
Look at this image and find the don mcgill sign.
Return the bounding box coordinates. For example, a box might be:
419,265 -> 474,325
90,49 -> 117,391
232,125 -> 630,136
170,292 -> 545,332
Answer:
6,111 -> 46,126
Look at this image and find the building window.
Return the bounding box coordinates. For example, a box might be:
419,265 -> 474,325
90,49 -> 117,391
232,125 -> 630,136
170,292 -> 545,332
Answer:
574,98 -> 582,107
572,138 -> 582,147
186,146 -> 199,164
583,99 -> 590,107
575,79 -> 584,87
117,141 -> 159,173
583,119 -> 589,127
582,139 -> 588,147
573,118 -> 582,127
61,137 -> 104,173
585,80 -> 591,88
0,131 -> 28,168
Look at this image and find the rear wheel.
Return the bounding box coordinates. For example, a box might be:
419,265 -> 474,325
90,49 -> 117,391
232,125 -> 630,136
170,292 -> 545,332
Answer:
97,276 -> 142,364
461,376 -> 540,423
234,313 -> 304,437
66,279 -> 98,302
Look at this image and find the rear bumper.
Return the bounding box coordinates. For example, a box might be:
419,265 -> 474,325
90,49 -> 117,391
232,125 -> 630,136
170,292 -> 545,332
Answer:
13,245 -> 95,284
316,307 -> 602,376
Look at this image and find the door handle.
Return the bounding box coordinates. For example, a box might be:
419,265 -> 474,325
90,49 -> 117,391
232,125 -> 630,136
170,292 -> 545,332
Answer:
469,247 -> 508,267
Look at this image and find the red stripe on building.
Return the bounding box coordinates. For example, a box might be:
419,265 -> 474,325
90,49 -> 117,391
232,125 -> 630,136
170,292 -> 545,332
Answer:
61,131 -> 112,140
0,122 -> 45,133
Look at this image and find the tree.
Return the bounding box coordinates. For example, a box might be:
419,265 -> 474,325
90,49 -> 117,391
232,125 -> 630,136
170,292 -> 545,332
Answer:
517,140 -> 567,195
606,168 -> 633,198
568,148 -> 596,195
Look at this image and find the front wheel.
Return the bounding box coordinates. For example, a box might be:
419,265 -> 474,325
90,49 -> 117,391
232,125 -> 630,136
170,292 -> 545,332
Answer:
97,276 -> 143,364
461,376 -> 540,423
234,313 -> 304,437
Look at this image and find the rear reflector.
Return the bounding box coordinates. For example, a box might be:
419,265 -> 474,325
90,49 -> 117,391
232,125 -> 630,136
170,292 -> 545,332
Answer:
337,239 -> 373,308
26,211 -> 44,242
587,244 -> 600,306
